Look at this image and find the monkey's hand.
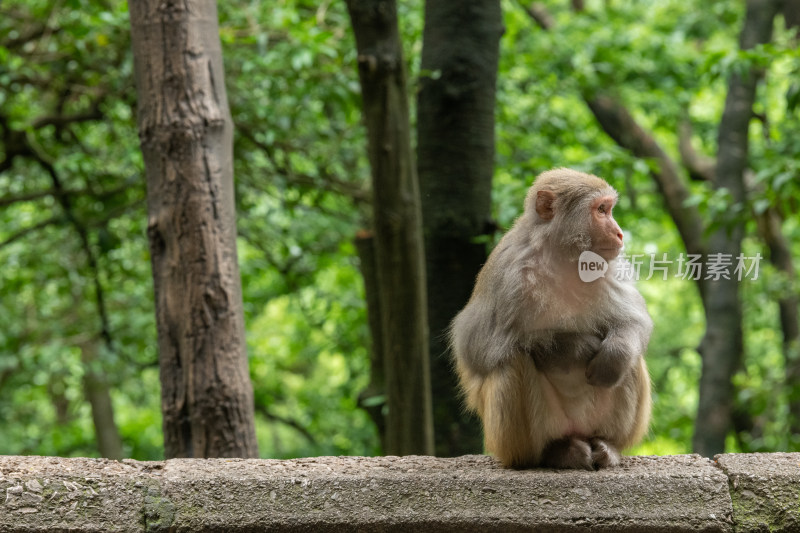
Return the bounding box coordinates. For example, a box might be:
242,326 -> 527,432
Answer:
585,334 -> 635,388
530,332 -> 601,372
570,333 -> 603,362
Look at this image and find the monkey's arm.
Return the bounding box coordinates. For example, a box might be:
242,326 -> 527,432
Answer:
450,243 -> 540,376
450,298 -> 524,375
528,331 -> 602,373
586,289 -> 652,388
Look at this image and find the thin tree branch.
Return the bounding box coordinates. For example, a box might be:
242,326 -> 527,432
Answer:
0,215 -> 65,248
0,174 -> 142,209
32,108 -> 104,129
1,20 -> 51,50
254,404 -> 316,444
0,190 -> 55,207
26,143 -> 115,349
519,2 -> 707,262
238,125 -> 370,203
526,3 -> 554,30
678,119 -> 716,182
584,96 -> 707,259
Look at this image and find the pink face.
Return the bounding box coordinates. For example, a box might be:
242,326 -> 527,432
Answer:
590,195 -> 624,260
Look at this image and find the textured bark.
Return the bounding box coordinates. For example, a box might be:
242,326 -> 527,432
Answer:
417,0 -> 502,456
346,0 -> 434,455
129,0 -> 258,458
693,0 -> 778,457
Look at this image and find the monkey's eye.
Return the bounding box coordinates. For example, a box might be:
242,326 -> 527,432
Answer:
597,204 -> 607,215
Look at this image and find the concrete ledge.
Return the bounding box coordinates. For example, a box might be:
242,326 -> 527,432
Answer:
1,453 -> 797,532
717,453 -> 800,532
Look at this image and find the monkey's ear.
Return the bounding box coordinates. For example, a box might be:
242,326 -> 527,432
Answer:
535,190 -> 556,220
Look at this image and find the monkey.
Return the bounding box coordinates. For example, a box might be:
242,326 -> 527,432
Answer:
449,168 -> 652,470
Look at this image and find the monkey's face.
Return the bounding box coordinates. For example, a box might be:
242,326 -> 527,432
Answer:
588,194 -> 624,261
533,182 -> 624,262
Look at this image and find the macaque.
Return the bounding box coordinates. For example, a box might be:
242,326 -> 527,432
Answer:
450,168 -> 652,470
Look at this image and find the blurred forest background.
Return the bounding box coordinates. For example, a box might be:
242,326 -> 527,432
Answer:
1,0 -> 799,461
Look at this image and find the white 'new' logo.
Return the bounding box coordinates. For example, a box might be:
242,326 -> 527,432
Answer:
578,251 -> 608,282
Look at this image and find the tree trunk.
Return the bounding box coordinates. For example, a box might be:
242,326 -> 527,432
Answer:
755,207 -> 800,433
80,341 -> 123,460
774,0 -> 800,439
355,231 -> 387,452
784,0 -> 800,29
129,0 -> 259,459
346,0 -> 434,456
416,0 -> 502,456
693,0 -> 778,457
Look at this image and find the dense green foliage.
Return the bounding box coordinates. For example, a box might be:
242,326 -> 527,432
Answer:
1,0 -> 798,459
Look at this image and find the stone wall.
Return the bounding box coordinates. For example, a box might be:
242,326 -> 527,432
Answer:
1,453 -> 798,532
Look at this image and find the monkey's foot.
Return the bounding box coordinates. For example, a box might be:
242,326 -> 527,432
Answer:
540,438 -> 594,470
589,438 -> 621,469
